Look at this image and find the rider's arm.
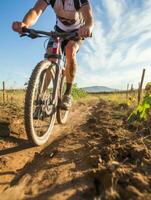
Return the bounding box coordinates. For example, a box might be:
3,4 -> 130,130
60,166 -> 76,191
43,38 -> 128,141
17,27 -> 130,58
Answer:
80,5 -> 94,31
23,0 -> 48,27
12,0 -> 48,33
78,1 -> 94,38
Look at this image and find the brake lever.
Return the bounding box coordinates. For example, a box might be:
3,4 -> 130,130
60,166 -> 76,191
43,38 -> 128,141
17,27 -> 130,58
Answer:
29,33 -> 39,39
20,33 -> 37,39
20,33 -> 28,37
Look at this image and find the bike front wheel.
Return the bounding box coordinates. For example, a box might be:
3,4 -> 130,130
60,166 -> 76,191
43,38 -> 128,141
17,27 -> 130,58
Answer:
24,60 -> 57,146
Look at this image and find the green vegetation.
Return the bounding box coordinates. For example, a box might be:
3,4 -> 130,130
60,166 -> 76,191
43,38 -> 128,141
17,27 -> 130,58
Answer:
71,84 -> 87,99
128,82 -> 151,122
128,95 -> 151,122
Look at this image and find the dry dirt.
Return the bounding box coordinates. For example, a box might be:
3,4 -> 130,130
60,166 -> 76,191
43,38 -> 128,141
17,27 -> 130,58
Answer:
0,98 -> 151,200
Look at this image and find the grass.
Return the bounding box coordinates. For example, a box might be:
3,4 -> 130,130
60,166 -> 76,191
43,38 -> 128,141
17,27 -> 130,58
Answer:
89,91 -> 138,108
0,85 -> 87,107
0,90 -> 25,107
0,87 -> 139,111
99,93 -> 128,104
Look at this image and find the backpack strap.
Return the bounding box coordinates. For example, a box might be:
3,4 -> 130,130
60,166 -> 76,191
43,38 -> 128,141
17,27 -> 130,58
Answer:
73,0 -> 80,11
44,0 -> 89,10
43,0 -> 56,8
73,0 -> 89,11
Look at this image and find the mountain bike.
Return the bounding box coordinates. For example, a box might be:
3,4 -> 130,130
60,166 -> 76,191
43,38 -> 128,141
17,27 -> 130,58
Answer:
21,27 -> 78,146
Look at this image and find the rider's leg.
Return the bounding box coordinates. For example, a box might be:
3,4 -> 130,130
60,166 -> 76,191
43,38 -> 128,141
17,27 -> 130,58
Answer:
65,40 -> 83,95
60,40 -> 83,110
43,40 -> 83,94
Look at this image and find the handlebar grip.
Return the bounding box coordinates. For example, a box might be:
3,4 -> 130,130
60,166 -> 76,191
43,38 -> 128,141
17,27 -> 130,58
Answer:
22,27 -> 30,33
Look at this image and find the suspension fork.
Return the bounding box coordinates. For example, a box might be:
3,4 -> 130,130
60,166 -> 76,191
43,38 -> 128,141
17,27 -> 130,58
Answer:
52,62 -> 63,106
51,45 -> 66,106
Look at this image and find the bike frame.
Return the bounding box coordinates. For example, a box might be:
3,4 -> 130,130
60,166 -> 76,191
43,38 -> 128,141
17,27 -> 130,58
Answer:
22,27 -> 78,105
21,27 -> 78,109
49,41 -> 65,107
22,27 -> 79,145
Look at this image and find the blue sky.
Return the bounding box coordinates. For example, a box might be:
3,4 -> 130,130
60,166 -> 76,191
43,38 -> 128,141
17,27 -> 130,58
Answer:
0,0 -> 151,89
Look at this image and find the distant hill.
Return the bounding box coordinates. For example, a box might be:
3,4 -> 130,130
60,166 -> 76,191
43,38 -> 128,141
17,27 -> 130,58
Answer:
82,86 -> 116,93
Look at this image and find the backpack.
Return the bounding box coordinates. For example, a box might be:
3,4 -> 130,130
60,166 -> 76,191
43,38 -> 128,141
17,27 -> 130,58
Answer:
47,0 -> 80,10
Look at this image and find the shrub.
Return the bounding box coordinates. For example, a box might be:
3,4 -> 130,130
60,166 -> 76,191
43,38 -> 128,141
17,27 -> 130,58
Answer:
72,83 -> 87,99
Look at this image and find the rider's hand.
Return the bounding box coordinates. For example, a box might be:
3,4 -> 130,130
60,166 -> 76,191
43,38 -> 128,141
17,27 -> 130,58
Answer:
78,25 -> 92,38
12,21 -> 27,34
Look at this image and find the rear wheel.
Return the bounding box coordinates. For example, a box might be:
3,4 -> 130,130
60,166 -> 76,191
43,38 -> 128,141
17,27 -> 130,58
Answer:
57,74 -> 69,124
24,60 -> 57,146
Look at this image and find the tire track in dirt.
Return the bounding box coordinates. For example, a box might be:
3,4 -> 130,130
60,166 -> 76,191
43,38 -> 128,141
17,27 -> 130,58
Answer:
0,98 -> 151,200
0,98 -> 98,199
85,99 -> 151,200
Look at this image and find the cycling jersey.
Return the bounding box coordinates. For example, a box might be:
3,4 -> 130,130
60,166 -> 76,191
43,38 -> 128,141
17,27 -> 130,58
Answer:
43,0 -> 90,32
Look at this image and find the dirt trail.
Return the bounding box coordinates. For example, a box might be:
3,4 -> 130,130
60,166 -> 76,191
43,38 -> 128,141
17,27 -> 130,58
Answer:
0,98 -> 151,200
0,99 -> 98,199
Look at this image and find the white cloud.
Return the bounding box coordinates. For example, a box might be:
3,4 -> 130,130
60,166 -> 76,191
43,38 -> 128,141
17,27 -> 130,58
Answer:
103,0 -> 125,21
78,0 -> 151,89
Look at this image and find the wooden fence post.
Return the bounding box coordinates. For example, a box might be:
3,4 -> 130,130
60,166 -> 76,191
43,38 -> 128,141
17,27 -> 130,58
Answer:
126,83 -> 129,101
2,81 -> 6,104
131,84 -> 134,92
138,69 -> 146,104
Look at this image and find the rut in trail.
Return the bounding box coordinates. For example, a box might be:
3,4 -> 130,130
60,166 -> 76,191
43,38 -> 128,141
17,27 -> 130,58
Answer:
0,98 -> 151,200
0,99 -> 98,199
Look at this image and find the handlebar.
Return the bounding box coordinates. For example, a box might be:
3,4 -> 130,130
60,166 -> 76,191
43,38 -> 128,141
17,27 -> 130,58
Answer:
21,27 -> 78,39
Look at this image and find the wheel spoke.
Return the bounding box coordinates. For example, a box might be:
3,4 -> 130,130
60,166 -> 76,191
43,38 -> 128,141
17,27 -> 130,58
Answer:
24,61 -> 58,145
33,70 -> 55,136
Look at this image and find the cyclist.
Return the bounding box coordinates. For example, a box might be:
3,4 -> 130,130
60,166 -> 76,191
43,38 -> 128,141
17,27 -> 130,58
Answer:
12,0 -> 94,110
